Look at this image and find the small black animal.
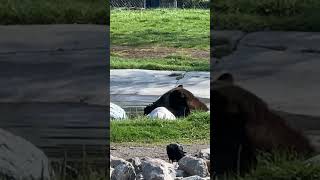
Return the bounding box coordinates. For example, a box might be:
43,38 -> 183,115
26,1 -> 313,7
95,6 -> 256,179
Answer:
166,143 -> 186,163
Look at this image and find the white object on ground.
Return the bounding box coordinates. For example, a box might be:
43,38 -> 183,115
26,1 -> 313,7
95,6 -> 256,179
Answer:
147,107 -> 176,120
110,102 -> 127,120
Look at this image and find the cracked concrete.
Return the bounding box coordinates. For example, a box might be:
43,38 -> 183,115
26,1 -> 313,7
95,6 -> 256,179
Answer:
0,25 -> 108,106
213,31 -> 320,116
0,25 -> 109,163
213,30 -> 320,150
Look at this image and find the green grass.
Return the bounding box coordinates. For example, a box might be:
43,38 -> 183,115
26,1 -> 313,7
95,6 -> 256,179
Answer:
0,0 -> 108,24
220,151 -> 320,180
111,55 -> 209,71
111,9 -> 209,50
110,112 -> 210,144
212,0 -> 320,31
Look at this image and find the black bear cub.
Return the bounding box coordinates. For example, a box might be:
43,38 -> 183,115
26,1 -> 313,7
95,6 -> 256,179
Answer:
144,85 -> 208,117
166,143 -> 186,163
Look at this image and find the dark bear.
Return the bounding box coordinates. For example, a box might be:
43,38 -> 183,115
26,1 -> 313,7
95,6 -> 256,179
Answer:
166,143 -> 186,163
212,73 -> 314,176
144,85 -> 208,117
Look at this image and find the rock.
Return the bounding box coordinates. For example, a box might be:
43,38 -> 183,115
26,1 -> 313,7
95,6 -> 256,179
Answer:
110,168 -> 114,178
111,161 -> 136,180
128,157 -> 142,174
178,155 -> 209,177
110,155 -> 127,168
147,107 -> 176,120
205,160 -> 210,173
198,148 -> 210,160
110,102 -> 127,120
181,175 -> 204,180
0,128 -> 50,180
175,177 -> 184,180
136,173 -> 144,180
141,157 -> 176,180
176,169 -> 187,177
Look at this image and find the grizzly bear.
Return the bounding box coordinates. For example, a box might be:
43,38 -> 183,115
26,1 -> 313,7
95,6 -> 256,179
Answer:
212,73 -> 314,176
144,85 -> 208,117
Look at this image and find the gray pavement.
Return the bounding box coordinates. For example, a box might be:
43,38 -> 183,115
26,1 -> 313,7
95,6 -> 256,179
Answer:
213,31 -> 320,117
0,24 -> 108,105
0,25 -> 108,163
110,69 -> 210,108
213,31 -> 320,150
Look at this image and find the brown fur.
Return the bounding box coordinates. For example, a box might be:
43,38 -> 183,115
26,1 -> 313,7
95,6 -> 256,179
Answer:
144,85 -> 208,117
212,73 -> 314,176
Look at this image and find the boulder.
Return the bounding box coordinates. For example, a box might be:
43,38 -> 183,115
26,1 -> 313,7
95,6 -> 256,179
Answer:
110,168 -> 114,178
110,155 -> 128,168
111,161 -> 136,180
110,102 -> 127,120
178,155 -> 209,177
181,175 -> 204,180
198,148 -> 210,160
148,107 -> 176,120
0,128 -> 50,180
176,169 -> 187,177
141,157 -> 176,180
128,157 -> 142,174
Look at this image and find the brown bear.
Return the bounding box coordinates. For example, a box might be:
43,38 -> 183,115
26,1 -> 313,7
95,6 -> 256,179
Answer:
212,73 -> 315,176
144,85 -> 209,117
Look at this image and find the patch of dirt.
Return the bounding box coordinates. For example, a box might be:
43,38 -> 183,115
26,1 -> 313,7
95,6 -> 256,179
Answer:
110,144 -> 209,161
111,46 -> 209,60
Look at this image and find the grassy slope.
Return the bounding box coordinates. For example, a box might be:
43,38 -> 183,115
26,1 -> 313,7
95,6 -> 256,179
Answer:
111,9 -> 209,70
0,0 -> 108,24
212,0 -> 320,31
111,112 -> 210,144
111,9 -> 209,49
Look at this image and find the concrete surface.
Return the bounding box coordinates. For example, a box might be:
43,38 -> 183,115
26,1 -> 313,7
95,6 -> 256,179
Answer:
213,30 -> 320,150
213,31 -> 320,117
0,25 -> 108,164
110,69 -> 210,107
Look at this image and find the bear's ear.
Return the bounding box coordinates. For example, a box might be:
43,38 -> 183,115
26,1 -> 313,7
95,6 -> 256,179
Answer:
217,73 -> 234,84
177,85 -> 183,88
